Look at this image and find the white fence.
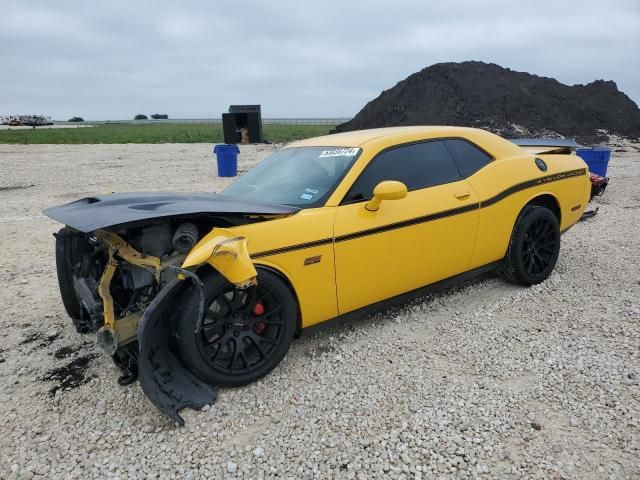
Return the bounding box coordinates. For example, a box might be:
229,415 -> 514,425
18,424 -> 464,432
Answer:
53,118 -> 350,126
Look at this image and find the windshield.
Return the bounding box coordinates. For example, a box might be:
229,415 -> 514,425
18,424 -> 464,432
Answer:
222,146 -> 361,207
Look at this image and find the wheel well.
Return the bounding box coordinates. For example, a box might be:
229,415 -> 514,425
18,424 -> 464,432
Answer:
196,263 -> 304,334
525,194 -> 561,224
255,265 -> 303,335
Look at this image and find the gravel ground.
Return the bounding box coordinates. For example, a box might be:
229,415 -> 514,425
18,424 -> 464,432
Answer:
0,141 -> 639,479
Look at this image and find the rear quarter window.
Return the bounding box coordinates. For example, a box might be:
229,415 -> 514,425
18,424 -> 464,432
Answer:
443,139 -> 492,177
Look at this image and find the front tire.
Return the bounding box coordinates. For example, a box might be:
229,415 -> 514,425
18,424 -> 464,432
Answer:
499,206 -> 561,286
55,227 -> 92,325
174,269 -> 297,386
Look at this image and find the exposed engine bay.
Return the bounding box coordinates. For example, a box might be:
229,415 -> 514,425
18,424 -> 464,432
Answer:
54,209 -> 283,424
45,191 -> 300,424
66,217 -> 237,340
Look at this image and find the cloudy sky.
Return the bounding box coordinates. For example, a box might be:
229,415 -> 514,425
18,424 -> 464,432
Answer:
1,1 -> 638,120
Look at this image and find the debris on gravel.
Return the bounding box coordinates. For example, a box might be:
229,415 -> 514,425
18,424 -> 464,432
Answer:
0,141 -> 638,479
43,353 -> 99,395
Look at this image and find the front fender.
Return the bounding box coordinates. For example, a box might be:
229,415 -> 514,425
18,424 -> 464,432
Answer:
181,228 -> 257,288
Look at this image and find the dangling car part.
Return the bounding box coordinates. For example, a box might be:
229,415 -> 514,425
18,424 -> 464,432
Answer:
579,172 -> 609,221
52,222 -> 262,424
45,127 -> 593,424
137,273 -> 216,425
588,172 -> 609,200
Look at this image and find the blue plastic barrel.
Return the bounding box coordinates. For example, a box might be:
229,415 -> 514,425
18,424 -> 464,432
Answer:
213,144 -> 240,177
576,146 -> 611,177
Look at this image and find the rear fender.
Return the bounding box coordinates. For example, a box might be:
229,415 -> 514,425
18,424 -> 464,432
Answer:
182,228 -> 257,288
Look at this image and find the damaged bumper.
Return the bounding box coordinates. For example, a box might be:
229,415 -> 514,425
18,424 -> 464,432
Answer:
137,275 -> 216,426
580,173 -> 609,221
89,229 -> 258,424
589,172 -> 609,200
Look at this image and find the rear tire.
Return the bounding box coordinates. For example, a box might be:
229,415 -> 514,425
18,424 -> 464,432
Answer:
174,268 -> 297,386
55,227 -> 92,325
499,206 -> 561,286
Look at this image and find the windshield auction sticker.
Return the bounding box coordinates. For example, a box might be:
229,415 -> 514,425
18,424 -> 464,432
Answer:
318,148 -> 359,158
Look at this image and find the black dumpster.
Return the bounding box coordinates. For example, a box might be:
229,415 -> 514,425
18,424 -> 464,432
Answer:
222,105 -> 264,144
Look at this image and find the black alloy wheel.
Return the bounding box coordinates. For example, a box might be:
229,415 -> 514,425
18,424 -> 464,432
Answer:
175,269 -> 296,386
521,216 -> 558,277
499,206 -> 561,286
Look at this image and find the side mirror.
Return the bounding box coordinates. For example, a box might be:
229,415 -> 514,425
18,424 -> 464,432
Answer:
365,180 -> 408,212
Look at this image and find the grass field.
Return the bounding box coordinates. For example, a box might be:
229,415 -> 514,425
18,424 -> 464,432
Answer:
0,123 -> 337,144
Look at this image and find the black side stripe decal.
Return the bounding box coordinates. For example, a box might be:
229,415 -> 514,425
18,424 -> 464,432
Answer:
251,238 -> 333,259
250,168 -> 587,259
480,168 -> 586,208
334,202 -> 479,243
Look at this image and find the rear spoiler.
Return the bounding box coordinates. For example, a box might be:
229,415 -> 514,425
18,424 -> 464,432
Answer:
510,138 -> 580,155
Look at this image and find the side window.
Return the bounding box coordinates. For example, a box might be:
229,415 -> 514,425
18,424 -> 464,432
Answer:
443,139 -> 492,177
343,141 -> 461,203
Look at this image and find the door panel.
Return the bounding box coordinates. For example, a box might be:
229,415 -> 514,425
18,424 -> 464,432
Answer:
333,180 -> 479,314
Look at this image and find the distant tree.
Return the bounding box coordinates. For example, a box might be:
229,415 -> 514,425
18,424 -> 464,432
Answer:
68,116 -> 84,122
151,113 -> 169,119
134,114 -> 148,120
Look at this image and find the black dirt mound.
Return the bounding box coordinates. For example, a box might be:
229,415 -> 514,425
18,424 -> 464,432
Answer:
335,61 -> 640,144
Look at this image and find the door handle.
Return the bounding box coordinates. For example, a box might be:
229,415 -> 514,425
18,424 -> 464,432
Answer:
454,191 -> 471,200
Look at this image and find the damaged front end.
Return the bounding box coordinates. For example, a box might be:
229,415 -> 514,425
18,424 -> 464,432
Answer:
137,233 -> 259,424
76,229 -> 258,424
90,229 -> 256,356
47,192 -> 289,423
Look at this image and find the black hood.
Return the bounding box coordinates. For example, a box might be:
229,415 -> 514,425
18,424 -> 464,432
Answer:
43,192 -> 299,233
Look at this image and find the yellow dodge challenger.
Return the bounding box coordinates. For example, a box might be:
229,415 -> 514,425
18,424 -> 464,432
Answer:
44,126 -> 591,423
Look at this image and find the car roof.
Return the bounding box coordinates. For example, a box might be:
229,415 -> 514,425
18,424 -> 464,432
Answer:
287,126 -> 446,148
287,126 -> 524,159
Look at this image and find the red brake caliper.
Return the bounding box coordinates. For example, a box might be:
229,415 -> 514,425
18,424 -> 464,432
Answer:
252,302 -> 266,334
